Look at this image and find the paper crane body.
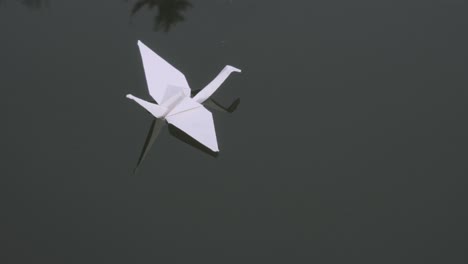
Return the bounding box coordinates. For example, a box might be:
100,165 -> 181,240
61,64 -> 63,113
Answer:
127,40 -> 241,152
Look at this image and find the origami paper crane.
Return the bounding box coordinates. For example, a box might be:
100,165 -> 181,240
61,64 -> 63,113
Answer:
127,40 -> 241,161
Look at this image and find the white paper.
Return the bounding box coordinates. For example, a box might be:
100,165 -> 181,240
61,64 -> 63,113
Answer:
193,65 -> 241,104
136,40 -> 190,104
127,40 -> 241,152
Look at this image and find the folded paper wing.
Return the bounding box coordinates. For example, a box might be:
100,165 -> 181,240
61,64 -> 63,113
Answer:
137,40 -> 191,104
166,105 -> 219,152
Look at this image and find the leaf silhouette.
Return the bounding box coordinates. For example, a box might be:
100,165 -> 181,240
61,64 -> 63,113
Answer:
130,0 -> 192,32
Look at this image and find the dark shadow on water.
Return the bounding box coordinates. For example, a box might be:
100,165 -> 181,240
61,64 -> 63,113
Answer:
132,97 -> 239,173
129,0 -> 192,32
133,118 -> 166,175
192,89 -> 241,113
168,124 -> 219,158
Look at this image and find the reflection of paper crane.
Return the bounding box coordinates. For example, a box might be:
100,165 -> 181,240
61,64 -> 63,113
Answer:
134,96 -> 239,172
127,41 -> 241,169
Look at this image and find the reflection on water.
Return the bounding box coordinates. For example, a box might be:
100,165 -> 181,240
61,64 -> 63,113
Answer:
129,0 -> 192,32
2,0 -> 191,32
133,97 -> 240,174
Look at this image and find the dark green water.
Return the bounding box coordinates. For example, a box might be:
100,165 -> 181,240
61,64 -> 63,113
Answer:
1,1 -> 468,263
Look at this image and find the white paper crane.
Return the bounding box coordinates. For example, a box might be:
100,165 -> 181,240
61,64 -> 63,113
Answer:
126,40 -> 241,152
